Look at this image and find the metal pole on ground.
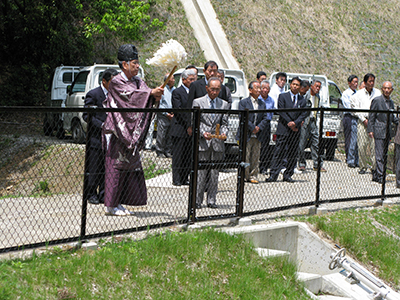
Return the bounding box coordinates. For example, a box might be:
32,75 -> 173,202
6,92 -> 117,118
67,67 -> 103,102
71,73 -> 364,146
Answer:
381,110 -> 392,200
188,107 -> 201,223
315,108 -> 325,208
81,111 -> 92,240
236,109 -> 249,217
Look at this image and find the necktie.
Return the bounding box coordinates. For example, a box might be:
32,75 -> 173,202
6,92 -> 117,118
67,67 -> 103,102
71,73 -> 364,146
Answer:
293,95 -> 296,107
210,99 -> 215,119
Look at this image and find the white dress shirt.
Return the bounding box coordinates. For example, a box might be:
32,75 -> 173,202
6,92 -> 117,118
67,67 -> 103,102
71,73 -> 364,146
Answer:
341,87 -> 356,109
269,84 -> 285,109
350,88 -> 381,122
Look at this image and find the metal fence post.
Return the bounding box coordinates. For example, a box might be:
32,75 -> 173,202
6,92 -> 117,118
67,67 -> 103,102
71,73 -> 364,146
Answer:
236,109 -> 249,217
315,107 -> 325,208
381,110 -> 392,200
80,110 -> 93,240
188,107 -> 201,223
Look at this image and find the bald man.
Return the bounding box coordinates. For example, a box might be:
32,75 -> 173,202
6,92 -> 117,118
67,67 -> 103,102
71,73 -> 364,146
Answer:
367,81 -> 398,183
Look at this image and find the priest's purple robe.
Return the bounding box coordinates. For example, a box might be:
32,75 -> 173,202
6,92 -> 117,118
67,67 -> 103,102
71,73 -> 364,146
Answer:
102,73 -> 154,208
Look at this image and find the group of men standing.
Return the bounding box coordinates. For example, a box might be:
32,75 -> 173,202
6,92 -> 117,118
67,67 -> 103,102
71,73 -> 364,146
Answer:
239,72 -> 328,185
82,43 -> 400,215
342,73 -> 399,186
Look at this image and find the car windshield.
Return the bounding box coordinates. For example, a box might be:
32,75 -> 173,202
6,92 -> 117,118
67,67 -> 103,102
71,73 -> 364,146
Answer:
71,71 -> 89,93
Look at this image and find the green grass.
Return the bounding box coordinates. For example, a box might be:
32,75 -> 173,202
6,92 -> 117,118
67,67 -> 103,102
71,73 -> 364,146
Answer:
297,206 -> 400,288
0,229 -> 310,300
143,160 -> 171,179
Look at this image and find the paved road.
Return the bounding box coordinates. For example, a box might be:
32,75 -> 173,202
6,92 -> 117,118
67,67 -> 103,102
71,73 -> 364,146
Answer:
2,148 -> 400,250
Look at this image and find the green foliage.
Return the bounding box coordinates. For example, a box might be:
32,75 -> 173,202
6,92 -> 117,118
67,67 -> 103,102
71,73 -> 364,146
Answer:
0,229 -> 310,299
0,0 -> 164,106
81,0 -> 164,41
32,179 -> 50,195
143,159 -> 170,179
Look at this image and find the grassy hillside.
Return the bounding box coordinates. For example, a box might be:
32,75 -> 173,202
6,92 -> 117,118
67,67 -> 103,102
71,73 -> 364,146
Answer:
135,0 -> 206,87
210,0 -> 400,98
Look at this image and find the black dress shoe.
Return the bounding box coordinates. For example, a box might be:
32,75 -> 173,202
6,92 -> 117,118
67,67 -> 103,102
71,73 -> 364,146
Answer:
207,203 -> 217,208
165,152 -> 173,158
348,163 -> 356,168
265,177 -> 277,182
372,177 -> 383,184
195,203 -> 201,209
182,180 -> 190,185
88,195 -> 99,205
283,177 -> 295,183
156,152 -> 166,158
172,182 -> 181,186
359,169 -> 367,174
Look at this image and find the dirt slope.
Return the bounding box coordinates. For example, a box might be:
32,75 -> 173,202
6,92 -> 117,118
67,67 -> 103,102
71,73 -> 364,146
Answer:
210,0 -> 400,96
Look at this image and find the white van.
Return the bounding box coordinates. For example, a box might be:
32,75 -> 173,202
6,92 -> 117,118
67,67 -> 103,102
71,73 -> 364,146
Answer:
62,64 -> 144,143
44,65 -> 83,137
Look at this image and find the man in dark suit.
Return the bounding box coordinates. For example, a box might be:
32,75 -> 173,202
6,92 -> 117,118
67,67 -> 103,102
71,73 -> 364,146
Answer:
298,80 -> 326,172
170,69 -> 197,186
236,81 -> 269,183
266,77 -> 308,183
187,61 -> 230,110
367,81 -> 398,183
83,68 -> 119,204
193,77 -> 230,209
217,69 -> 232,104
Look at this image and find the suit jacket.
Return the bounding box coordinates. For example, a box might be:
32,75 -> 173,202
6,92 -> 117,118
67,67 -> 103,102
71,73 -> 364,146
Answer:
83,86 -> 106,149
187,78 -> 229,110
367,95 -> 398,139
170,85 -> 191,138
192,95 -> 229,152
235,96 -> 269,143
276,91 -> 308,136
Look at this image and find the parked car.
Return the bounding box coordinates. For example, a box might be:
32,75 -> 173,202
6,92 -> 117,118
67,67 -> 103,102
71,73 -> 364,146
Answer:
43,65 -> 83,138
62,64 -> 144,143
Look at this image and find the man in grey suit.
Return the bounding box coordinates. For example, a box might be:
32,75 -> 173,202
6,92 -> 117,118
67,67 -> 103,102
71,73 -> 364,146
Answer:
193,77 -> 229,209
367,81 -> 398,183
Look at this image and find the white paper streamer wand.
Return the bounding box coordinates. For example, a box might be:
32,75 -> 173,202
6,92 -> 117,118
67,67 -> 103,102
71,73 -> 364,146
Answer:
146,39 -> 187,88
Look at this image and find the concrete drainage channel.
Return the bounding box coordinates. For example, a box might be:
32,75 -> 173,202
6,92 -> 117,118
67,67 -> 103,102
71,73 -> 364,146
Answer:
221,221 -> 400,300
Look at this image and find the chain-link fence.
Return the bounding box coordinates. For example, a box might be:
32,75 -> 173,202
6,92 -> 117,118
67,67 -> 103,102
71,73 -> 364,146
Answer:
1,106 -> 399,253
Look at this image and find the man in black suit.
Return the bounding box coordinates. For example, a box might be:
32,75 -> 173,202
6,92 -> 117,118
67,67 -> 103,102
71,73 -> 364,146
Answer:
266,77 -> 308,183
187,61 -> 229,109
83,68 -> 119,204
170,69 -> 197,186
236,81 -> 269,184
217,69 -> 232,104
367,81 -> 398,183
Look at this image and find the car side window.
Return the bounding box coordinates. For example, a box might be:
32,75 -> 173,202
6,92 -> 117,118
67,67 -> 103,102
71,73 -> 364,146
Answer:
71,71 -> 89,93
225,77 -> 236,94
329,82 -> 342,108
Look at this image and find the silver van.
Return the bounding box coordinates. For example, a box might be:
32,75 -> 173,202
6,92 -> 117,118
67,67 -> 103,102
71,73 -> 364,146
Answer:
44,65 -> 82,138
62,64 -> 144,143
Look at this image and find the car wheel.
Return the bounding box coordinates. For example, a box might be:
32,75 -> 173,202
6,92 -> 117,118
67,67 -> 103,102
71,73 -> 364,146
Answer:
43,116 -> 53,136
71,121 -> 86,144
56,120 -> 65,139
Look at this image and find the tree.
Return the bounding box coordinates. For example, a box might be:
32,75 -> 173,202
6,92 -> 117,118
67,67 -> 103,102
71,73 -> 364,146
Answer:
0,0 -> 164,106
